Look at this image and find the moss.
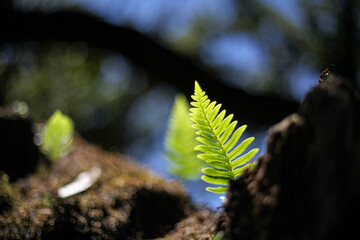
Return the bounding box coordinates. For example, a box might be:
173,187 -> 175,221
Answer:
161,208 -> 222,240
0,137 -> 192,239
0,172 -> 19,213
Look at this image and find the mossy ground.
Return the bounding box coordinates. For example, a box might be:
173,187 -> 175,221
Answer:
0,136 -> 218,239
161,208 -> 223,240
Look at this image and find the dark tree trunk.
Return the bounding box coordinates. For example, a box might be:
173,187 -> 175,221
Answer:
330,0 -> 358,83
224,75 -> 360,239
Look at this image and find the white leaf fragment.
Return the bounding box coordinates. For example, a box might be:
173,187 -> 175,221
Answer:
57,167 -> 101,198
220,195 -> 228,204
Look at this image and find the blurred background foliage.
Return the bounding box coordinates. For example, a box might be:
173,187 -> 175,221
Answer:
1,0 -> 359,206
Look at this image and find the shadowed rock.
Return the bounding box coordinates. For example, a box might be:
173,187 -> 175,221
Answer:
0,107 -> 39,181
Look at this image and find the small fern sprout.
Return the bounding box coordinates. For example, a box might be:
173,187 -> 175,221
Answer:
190,81 -> 259,193
164,94 -> 205,180
40,110 -> 74,162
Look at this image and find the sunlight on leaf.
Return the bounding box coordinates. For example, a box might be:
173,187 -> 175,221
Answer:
190,81 -> 259,193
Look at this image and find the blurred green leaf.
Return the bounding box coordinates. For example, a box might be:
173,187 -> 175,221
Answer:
41,110 -> 74,162
164,94 -> 205,180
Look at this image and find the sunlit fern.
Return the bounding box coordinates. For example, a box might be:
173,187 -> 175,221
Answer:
40,110 -> 74,162
164,94 -> 205,180
190,81 -> 259,193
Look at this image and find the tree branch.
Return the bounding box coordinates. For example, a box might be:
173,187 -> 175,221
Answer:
0,8 -> 298,125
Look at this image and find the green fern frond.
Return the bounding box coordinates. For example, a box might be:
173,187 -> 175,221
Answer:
190,81 -> 259,193
164,94 -> 205,180
41,110 -> 74,162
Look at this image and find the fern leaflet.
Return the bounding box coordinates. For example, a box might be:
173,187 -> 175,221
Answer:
190,81 -> 259,193
164,94 -> 205,180
41,110 -> 74,162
